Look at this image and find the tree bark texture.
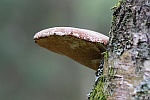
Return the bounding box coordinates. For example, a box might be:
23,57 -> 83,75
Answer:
89,0 -> 150,99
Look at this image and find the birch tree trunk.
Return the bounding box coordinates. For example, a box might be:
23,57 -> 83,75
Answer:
89,0 -> 150,99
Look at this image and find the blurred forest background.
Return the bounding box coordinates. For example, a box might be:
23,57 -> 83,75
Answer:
0,0 -> 117,100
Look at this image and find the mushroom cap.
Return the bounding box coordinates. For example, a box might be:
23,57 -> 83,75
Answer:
34,27 -> 109,70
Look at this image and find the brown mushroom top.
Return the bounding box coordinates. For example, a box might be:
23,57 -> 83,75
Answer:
34,27 -> 109,70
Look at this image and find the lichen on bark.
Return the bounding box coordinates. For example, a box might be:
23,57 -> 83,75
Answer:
89,0 -> 150,99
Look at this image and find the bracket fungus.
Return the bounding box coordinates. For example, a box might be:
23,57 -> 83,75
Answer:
34,27 -> 109,70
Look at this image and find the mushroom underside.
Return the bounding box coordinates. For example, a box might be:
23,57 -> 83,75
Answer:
34,35 -> 106,70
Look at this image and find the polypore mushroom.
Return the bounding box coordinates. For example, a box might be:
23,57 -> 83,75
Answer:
34,27 -> 109,70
